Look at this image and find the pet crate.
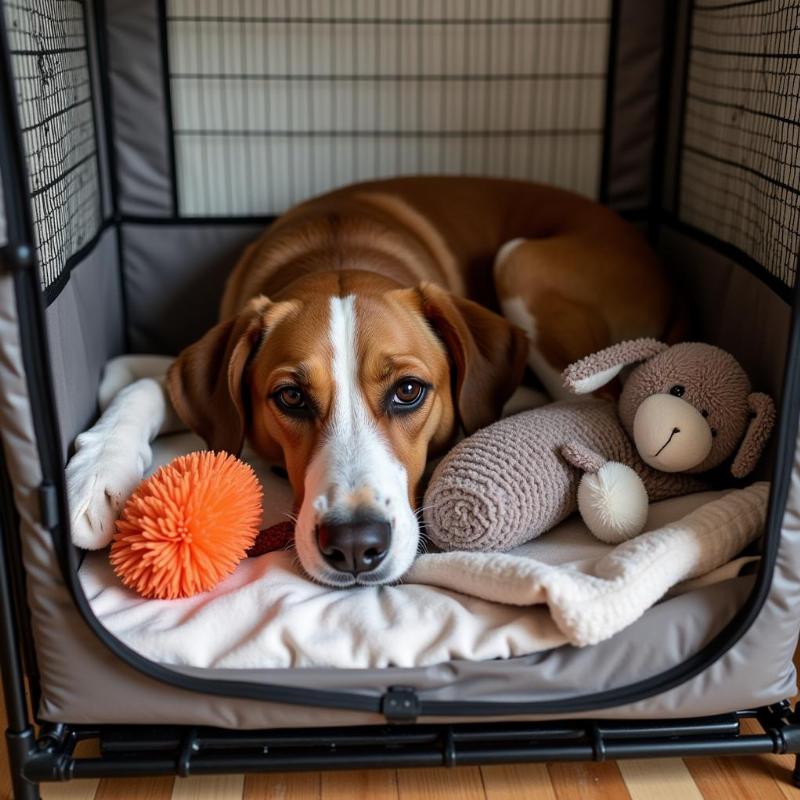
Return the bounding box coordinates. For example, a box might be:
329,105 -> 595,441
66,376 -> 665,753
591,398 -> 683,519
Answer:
1,0 -> 800,797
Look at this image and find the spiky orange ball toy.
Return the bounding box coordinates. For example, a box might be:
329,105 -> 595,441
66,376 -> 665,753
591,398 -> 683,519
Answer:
111,452 -> 263,599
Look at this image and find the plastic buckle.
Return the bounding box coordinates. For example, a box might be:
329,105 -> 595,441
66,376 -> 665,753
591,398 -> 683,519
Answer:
381,686 -> 421,723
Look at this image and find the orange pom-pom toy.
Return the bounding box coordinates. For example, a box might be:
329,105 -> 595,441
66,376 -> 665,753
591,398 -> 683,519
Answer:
111,452 -> 263,599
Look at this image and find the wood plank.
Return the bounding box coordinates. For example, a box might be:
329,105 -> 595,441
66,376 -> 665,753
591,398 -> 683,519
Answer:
397,766 -> 486,800
95,776 -> 175,800
481,763 -> 557,799
40,780 -> 100,800
720,718 -> 800,800
547,761 -> 631,800
0,750 -> 9,800
321,769 -> 398,800
244,771 -> 320,800
619,758 -> 702,800
170,774 -> 244,800
685,752 -> 787,800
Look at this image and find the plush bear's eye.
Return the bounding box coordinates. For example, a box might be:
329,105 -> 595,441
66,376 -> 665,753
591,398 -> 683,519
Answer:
701,409 -> 709,418
670,385 -> 685,397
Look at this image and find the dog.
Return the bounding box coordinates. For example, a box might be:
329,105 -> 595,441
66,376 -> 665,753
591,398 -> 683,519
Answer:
166,176 -> 679,587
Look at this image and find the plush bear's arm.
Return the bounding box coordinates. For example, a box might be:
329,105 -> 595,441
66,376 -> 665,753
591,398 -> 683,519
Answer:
560,440 -> 608,473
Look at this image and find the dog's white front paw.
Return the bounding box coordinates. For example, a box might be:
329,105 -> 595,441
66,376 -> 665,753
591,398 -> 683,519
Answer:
65,378 -> 168,550
577,462 -> 649,544
66,433 -> 148,549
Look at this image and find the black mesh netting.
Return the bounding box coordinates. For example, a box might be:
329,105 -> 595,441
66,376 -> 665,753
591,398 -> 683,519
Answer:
3,0 -> 101,291
679,0 -> 800,290
165,0 -> 613,216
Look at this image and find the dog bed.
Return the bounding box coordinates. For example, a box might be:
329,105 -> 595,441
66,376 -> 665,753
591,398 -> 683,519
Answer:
77,422 -> 767,669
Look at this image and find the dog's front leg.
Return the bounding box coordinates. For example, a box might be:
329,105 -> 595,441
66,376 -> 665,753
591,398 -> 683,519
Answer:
66,357 -> 186,550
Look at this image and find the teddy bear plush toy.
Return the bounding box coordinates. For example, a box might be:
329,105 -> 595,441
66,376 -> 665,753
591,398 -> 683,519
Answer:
424,339 -> 776,549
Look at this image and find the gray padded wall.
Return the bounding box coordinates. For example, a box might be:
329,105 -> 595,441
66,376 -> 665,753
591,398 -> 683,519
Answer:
45,229 -> 125,461
123,223 -> 261,354
105,0 -> 173,217
602,0 -> 668,209
658,230 -> 790,405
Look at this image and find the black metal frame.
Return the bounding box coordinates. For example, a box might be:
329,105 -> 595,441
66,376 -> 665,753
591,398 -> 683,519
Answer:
0,714 -> 792,777
2,1 -> 800,798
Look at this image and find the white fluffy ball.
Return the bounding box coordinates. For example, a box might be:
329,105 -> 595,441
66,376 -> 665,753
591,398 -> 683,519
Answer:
577,462 -> 649,544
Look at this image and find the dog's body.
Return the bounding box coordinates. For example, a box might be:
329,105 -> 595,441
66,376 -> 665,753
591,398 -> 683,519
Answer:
168,176 -> 678,586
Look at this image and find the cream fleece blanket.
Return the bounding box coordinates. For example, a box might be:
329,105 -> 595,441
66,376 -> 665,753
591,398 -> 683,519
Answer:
71,357 -> 767,669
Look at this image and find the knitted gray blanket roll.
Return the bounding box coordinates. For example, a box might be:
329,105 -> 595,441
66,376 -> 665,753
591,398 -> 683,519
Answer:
423,399 -> 700,552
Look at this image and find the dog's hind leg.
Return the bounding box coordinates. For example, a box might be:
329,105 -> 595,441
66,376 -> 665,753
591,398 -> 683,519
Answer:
494,238 -> 612,400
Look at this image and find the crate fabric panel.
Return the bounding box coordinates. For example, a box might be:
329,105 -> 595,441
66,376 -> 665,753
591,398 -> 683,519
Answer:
678,0 -> 800,290
1,0 -> 102,291
166,0 -> 612,216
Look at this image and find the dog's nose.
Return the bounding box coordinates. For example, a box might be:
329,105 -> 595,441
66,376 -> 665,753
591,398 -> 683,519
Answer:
317,519 -> 391,575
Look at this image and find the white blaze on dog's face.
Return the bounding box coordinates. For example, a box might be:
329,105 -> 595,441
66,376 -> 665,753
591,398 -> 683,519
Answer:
289,295 -> 436,586
168,271 -> 527,587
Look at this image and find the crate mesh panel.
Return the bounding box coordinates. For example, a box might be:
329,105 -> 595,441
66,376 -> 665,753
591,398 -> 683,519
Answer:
678,0 -> 800,289
2,0 -> 101,291
166,0 -> 612,216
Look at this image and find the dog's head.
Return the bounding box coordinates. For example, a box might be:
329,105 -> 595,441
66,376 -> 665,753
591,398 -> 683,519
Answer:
167,271 -> 527,586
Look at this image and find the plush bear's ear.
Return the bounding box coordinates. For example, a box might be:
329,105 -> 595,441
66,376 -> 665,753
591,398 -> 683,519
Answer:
730,392 -> 776,478
562,338 -> 669,395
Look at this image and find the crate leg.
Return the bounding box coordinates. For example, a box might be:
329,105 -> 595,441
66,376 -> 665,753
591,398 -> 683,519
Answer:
5,728 -> 40,800
10,771 -> 40,800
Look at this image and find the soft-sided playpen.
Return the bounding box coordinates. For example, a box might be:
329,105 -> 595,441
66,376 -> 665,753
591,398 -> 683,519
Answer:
2,0 -> 800,796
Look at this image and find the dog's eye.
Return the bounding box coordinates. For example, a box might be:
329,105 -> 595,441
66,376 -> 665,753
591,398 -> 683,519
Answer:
274,385 -> 307,412
391,379 -> 426,409
669,385 -> 685,397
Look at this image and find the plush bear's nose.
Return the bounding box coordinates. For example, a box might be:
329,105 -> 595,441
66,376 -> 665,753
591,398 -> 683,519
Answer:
317,519 -> 391,575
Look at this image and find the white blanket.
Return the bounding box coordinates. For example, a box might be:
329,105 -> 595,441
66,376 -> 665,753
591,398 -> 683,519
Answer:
71,357 -> 767,669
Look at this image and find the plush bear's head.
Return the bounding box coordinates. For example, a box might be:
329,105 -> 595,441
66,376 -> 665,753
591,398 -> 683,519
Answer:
563,339 -> 776,477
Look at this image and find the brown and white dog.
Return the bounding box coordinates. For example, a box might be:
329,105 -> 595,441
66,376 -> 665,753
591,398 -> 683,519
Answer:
167,177 -> 678,587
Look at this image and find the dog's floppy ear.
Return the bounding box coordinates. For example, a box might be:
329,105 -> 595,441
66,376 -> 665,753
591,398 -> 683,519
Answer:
167,296 -> 272,454
731,392 -> 776,478
416,283 -> 528,434
562,338 -> 669,395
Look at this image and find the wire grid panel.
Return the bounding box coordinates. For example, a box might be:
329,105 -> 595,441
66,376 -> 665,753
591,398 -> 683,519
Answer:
166,0 -> 612,216
678,0 -> 800,290
2,0 -> 102,292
